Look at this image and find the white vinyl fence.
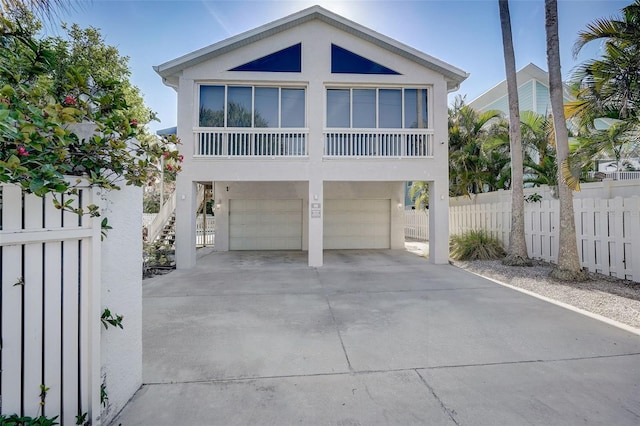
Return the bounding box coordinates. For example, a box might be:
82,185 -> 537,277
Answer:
404,209 -> 429,241
196,215 -> 215,246
0,184 -> 101,424
450,189 -> 640,282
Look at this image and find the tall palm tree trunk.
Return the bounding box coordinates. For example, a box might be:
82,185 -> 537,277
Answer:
545,0 -> 587,280
499,0 -> 530,266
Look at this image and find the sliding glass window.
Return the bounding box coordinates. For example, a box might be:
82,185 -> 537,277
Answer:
404,88 -> 428,128
325,87 -> 429,129
198,85 -> 306,127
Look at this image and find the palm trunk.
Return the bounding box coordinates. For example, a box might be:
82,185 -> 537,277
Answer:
499,0 -> 530,265
545,0 -> 586,280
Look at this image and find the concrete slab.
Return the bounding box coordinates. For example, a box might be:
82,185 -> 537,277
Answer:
330,285 -> 640,371
143,293 -> 348,383
113,249 -> 640,425
112,370 -> 456,426
418,354 -> 640,426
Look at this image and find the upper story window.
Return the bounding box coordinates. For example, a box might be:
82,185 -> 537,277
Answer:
199,85 -> 306,128
331,44 -> 400,75
229,43 -> 302,73
326,87 -> 428,129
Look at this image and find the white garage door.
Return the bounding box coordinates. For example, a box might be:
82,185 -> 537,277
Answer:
324,199 -> 390,249
229,199 -> 302,250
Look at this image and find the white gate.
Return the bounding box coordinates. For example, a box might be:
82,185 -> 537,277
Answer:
0,184 -> 101,425
404,209 -> 429,241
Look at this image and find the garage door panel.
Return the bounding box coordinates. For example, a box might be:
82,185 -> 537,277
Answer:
324,199 -> 390,249
229,199 -> 302,250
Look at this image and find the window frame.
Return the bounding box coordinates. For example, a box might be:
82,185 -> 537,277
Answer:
324,86 -> 431,129
197,83 -> 308,128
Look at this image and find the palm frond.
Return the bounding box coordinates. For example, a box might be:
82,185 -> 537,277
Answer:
561,159 -> 581,191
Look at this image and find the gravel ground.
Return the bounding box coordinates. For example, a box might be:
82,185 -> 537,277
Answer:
451,259 -> 640,331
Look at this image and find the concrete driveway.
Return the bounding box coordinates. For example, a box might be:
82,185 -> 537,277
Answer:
112,250 -> 640,425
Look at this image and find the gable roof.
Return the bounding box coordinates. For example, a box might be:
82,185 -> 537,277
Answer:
154,5 -> 468,91
468,63 -> 573,112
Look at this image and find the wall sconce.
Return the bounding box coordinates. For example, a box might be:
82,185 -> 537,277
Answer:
215,203 -> 222,210
397,203 -> 403,210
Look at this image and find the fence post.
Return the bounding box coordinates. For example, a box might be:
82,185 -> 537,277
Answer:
628,197 -> 640,281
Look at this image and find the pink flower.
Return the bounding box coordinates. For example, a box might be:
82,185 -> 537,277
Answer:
163,151 -> 170,159
178,154 -> 184,162
17,146 -> 29,156
63,96 -> 76,106
166,164 -> 173,171
130,119 -> 138,127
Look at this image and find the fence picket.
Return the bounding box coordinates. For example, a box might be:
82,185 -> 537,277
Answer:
596,198 -> 610,276
61,239 -> 80,425
627,197 -> 640,281
1,185 -> 24,415
1,245 -> 23,415
23,242 -> 44,414
611,198 -> 626,279
43,241 -> 62,418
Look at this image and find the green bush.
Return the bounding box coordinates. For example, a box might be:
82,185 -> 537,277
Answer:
450,230 -> 506,261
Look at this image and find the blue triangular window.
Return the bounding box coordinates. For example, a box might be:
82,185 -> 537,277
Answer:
230,43 -> 301,72
331,44 -> 400,75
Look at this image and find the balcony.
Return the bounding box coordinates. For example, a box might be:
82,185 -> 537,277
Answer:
194,128 -> 308,157
323,129 -> 434,158
192,128 -> 434,159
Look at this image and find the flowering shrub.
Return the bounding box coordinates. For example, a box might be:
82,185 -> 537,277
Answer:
0,13 -> 180,217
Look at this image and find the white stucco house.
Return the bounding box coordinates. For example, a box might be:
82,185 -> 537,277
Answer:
154,5 -> 468,268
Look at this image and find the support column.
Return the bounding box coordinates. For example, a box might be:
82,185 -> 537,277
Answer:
429,179 -> 449,264
175,178 -> 197,269
308,180 -> 323,267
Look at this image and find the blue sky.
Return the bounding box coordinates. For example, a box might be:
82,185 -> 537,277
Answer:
54,0 -> 630,133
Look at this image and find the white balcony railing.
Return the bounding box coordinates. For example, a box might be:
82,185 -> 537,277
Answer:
194,128 -> 308,157
586,170 -> 640,180
324,129 -> 434,158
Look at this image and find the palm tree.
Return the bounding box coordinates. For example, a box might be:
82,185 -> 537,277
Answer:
1,0 -> 68,18
545,0 -> 587,281
408,181 -> 429,210
499,0 -> 530,266
572,120 -> 639,179
568,1 -> 640,179
448,96 -> 508,196
520,111 -> 558,186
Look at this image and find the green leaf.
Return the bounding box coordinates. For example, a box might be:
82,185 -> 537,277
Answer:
29,178 -> 45,194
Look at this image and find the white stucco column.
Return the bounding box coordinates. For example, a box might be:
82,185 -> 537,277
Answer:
429,180 -> 449,264
308,180 -> 323,267
390,182 -> 406,249
100,184 -> 142,423
175,177 -> 197,269
430,78 -> 450,264
174,75 -> 197,269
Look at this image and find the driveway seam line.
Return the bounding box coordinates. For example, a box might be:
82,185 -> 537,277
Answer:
142,352 -> 640,386
317,268 -> 354,372
414,369 -> 460,426
142,286 -> 499,299
419,351 -> 640,371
